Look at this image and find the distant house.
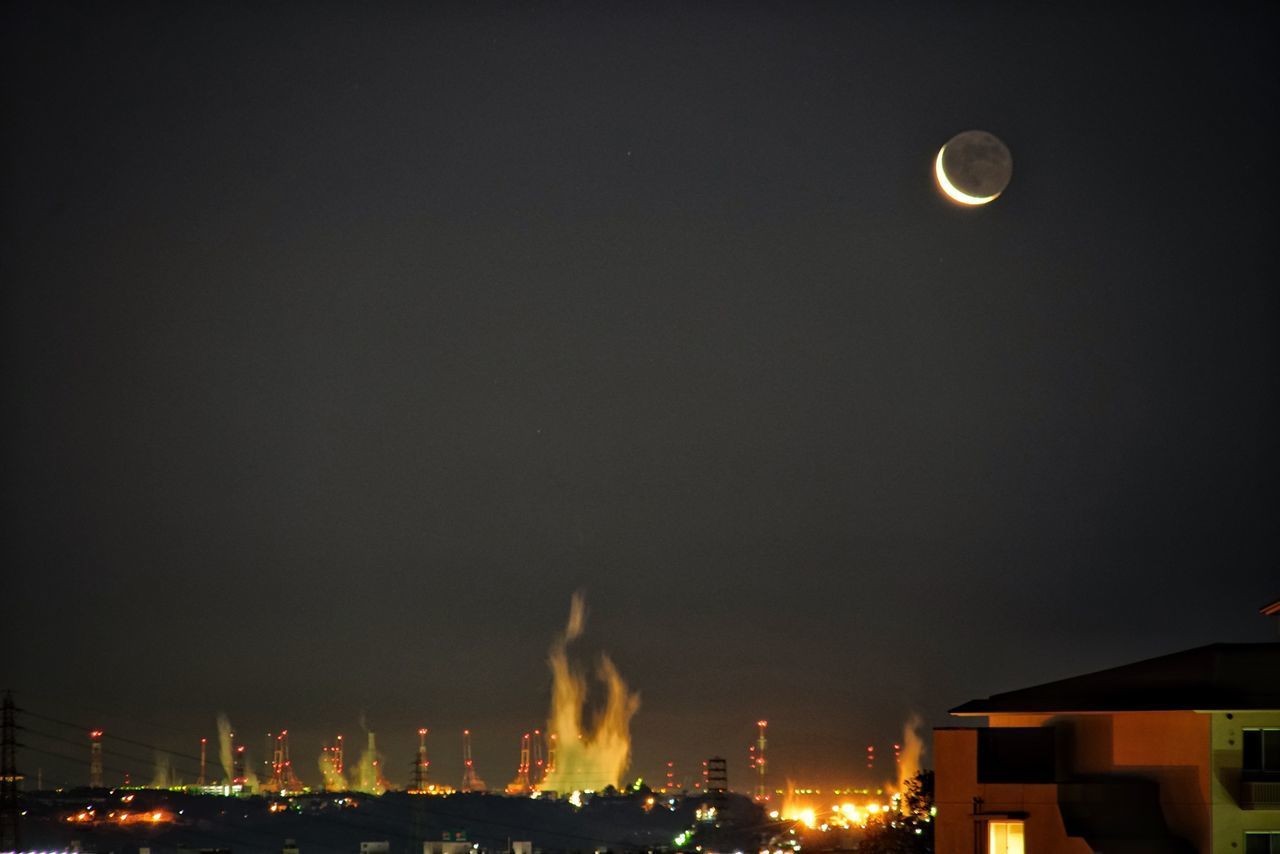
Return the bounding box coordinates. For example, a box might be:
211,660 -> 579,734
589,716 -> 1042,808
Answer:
934,642 -> 1280,854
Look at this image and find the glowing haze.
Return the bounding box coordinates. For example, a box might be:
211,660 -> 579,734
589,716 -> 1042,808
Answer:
896,713 -> 925,793
539,593 -> 640,793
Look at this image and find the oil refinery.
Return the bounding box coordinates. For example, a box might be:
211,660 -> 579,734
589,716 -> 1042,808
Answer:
2,597 -> 931,852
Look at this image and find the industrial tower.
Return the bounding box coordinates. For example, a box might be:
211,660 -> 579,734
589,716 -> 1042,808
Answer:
267,730 -> 303,793
198,737 -> 207,786
531,729 -> 545,788
460,729 -> 486,792
363,731 -> 387,794
706,757 -> 727,798
505,733 -> 531,794
754,720 -> 768,802
89,729 -> 104,788
233,744 -> 248,788
1,691 -> 21,851
320,735 -> 346,790
545,733 -> 557,779
411,728 -> 430,792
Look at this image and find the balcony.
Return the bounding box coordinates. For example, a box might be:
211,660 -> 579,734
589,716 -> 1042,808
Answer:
1240,779 -> 1280,809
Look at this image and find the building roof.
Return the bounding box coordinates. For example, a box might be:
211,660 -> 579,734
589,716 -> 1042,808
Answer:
951,643 -> 1280,715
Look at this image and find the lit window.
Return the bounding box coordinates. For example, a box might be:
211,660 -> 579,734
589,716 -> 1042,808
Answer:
1243,729 -> 1280,775
1245,832 -> 1280,854
989,820 -> 1025,854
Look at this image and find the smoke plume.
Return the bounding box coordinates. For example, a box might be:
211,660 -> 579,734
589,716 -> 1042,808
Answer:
319,745 -> 347,791
150,750 -> 173,789
539,593 -> 640,793
898,713 -> 925,793
216,713 -> 258,790
217,714 -> 234,784
354,717 -> 387,794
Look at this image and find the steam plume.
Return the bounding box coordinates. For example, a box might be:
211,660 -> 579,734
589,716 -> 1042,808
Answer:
150,750 -> 173,789
897,713 -> 924,792
540,593 -> 639,793
354,717 -> 387,794
319,744 -> 347,791
217,714 -> 234,784
216,713 -> 257,790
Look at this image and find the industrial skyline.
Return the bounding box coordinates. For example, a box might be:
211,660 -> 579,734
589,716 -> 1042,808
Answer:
3,0 -> 1278,811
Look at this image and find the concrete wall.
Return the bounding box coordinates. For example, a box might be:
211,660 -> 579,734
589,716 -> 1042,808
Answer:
1211,710 -> 1280,853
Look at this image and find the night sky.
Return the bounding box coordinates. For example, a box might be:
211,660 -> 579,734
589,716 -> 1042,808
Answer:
3,2 -> 1278,791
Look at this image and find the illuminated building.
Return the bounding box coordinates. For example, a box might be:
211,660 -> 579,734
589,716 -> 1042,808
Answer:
935,640 -> 1280,854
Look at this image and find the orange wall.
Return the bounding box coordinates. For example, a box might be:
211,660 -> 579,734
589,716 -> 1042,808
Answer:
937,714 -> 1212,853
1020,712 -> 1209,850
934,727 -> 1092,854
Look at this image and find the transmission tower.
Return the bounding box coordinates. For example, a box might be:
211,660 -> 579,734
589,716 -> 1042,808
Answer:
410,728 -> 430,854
460,729 -> 486,792
89,729 -> 104,788
1,691 -> 21,851
411,728 -> 430,792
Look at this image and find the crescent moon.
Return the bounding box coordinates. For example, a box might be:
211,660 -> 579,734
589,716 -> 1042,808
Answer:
935,146 -> 1000,206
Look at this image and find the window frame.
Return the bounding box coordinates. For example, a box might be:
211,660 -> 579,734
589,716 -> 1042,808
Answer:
1242,727 -> 1280,778
1244,831 -> 1280,854
988,819 -> 1026,854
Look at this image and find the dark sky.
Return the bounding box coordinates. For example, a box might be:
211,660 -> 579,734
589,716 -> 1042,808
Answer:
3,1 -> 1278,791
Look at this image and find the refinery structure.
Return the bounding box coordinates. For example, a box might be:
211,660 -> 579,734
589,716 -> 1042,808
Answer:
1,597 -> 932,852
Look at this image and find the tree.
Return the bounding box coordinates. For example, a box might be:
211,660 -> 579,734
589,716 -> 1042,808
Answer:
858,770 -> 934,854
